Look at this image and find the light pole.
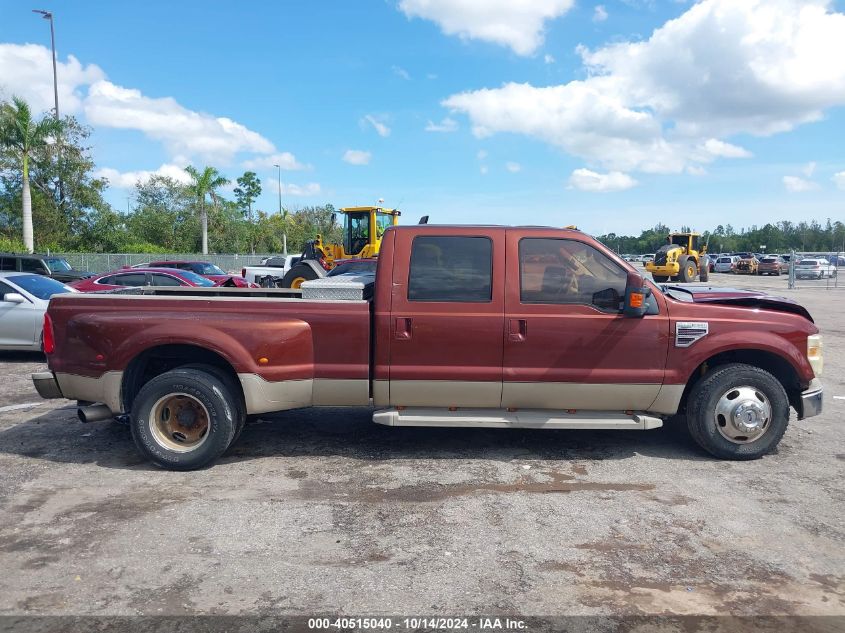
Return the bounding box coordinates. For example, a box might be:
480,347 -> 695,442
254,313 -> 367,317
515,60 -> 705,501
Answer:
273,164 -> 287,254
32,9 -> 59,120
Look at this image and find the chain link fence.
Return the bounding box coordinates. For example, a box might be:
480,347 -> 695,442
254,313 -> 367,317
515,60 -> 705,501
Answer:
787,251 -> 842,290
52,253 -> 278,274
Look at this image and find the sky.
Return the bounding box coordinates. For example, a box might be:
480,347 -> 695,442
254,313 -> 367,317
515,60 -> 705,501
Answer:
1,0 -> 845,236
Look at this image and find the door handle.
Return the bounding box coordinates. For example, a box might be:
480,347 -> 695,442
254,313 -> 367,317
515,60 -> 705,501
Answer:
395,317 -> 412,340
508,318 -> 527,343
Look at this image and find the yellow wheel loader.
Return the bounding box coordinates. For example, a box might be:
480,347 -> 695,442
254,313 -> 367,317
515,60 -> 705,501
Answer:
281,206 -> 401,288
645,232 -> 709,283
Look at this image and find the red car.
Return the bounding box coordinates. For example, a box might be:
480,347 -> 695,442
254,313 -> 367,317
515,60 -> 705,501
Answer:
69,267 -> 253,292
144,260 -> 250,286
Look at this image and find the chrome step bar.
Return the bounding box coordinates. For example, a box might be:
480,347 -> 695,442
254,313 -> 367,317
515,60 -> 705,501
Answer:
372,408 -> 663,430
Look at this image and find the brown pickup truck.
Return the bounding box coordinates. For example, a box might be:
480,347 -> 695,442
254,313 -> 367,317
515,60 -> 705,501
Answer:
32,225 -> 823,470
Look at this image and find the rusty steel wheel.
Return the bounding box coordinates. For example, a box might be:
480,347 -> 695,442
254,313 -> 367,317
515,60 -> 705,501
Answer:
130,367 -> 237,470
149,393 -> 211,453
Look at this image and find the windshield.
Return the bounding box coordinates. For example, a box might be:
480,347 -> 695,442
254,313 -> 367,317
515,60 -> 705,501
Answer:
45,258 -> 73,272
8,274 -> 75,299
195,263 -> 226,275
176,270 -> 215,286
343,212 -> 370,255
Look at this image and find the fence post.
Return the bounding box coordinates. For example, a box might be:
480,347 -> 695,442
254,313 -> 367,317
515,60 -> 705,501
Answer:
788,250 -> 795,290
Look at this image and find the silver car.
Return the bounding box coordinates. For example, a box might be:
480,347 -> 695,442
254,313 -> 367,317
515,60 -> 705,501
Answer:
0,272 -> 77,351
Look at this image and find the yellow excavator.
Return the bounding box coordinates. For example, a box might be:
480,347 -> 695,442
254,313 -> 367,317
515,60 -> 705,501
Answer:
281,206 -> 401,288
645,232 -> 709,283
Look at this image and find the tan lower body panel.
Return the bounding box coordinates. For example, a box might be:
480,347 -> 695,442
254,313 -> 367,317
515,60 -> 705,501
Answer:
387,380 -> 503,408
55,371 -> 124,413
238,375 -> 369,413
312,378 -> 369,406
238,375 -> 312,414
385,380 -> 683,415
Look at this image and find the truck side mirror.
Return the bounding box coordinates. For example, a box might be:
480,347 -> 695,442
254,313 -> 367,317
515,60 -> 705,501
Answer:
622,272 -> 651,318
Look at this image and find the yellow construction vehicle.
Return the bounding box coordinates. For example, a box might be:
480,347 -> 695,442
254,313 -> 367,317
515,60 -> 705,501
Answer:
645,232 -> 709,283
281,206 -> 401,288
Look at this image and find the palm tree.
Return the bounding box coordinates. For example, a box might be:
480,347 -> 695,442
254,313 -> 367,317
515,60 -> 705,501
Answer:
185,165 -> 228,254
0,96 -> 63,253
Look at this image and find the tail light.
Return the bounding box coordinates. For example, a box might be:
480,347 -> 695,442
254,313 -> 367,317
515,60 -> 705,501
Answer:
43,313 -> 55,354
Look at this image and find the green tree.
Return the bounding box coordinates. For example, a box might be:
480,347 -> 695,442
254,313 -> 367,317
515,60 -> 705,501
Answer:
0,96 -> 63,252
184,165 -> 228,254
233,171 -> 262,253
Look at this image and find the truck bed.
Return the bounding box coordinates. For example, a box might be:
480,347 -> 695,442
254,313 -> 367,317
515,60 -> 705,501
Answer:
46,287 -> 372,414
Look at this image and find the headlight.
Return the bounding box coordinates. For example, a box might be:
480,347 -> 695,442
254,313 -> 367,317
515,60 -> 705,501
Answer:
807,334 -> 823,376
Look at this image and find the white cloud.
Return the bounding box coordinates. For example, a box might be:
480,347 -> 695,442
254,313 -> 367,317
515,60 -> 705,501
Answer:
783,175 -> 819,193
802,161 -> 817,178
686,165 -> 707,176
0,43 -> 284,168
544,54 -> 555,64
343,149 -> 372,165
0,43 -> 105,115
833,171 -> 845,190
427,73 -> 439,80
425,117 -> 459,132
505,161 -> 521,173
700,138 -> 752,159
568,168 -> 638,192
392,65 -> 411,80
94,163 -> 191,189
267,181 -> 322,197
362,114 -> 391,137
443,1 -> 845,176
84,80 -> 274,163
480,165 -> 489,175
241,152 -> 306,171
476,149 -> 488,160
593,5 -> 608,23
398,0 -> 575,55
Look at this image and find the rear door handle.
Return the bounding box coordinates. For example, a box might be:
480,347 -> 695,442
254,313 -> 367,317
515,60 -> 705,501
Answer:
508,318 -> 527,343
395,317 -> 412,340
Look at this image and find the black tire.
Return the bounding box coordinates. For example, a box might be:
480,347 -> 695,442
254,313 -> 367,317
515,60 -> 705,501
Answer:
652,274 -> 669,283
179,364 -> 246,444
686,363 -> 790,460
678,255 -> 697,283
130,368 -> 237,470
281,262 -> 321,289
699,261 -> 709,283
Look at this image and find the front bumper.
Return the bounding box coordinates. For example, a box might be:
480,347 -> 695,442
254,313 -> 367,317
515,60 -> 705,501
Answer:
32,371 -> 64,400
799,378 -> 823,419
646,264 -> 678,276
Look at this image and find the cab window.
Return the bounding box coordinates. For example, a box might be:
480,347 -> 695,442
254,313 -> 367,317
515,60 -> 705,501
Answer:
519,238 -> 627,311
111,273 -> 147,286
408,236 -> 492,302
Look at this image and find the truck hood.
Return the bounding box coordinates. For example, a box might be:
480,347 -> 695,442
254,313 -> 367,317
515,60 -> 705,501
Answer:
661,284 -> 813,323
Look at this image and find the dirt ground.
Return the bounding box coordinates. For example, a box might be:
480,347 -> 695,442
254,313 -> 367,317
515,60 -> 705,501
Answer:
0,272 -> 842,622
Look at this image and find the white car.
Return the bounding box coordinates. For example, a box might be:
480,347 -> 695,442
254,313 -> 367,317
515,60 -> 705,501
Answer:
714,255 -> 740,273
241,255 -> 301,285
0,272 -> 77,351
795,258 -> 837,279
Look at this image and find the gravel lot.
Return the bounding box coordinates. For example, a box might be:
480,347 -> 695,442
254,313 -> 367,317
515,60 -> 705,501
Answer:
0,272 -> 842,621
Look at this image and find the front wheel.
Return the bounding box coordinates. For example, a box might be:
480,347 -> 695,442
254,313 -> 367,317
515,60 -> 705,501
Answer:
130,368 -> 238,470
686,363 -> 789,460
652,274 -> 669,283
281,262 -> 321,289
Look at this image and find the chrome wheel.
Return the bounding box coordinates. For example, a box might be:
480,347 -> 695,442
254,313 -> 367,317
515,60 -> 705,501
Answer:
714,386 -> 772,444
149,393 -> 210,452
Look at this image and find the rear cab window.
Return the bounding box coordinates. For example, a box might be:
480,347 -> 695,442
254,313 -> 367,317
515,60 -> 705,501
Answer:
408,236 -> 492,302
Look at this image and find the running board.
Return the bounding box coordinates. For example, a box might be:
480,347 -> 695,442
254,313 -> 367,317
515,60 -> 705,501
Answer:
372,408 -> 663,430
